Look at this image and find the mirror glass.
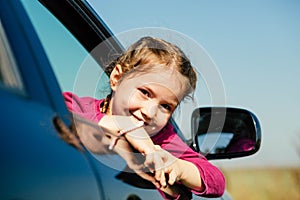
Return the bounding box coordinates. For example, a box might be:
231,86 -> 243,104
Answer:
192,107 -> 261,159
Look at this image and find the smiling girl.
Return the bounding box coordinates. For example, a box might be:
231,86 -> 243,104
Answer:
64,36 -> 225,199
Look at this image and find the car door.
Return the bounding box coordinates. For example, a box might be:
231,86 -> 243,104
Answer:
0,1 -> 103,199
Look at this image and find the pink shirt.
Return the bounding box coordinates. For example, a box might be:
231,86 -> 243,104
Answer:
63,92 -> 225,198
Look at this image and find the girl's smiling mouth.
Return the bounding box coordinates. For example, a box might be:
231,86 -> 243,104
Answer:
130,112 -> 149,126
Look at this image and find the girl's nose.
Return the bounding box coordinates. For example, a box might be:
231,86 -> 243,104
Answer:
141,101 -> 158,122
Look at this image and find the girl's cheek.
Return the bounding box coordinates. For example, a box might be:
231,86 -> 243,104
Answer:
156,113 -> 170,128
127,94 -> 140,109
144,113 -> 170,135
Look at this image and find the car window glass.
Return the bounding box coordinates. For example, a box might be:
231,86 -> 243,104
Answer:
20,0 -> 109,99
0,20 -> 25,93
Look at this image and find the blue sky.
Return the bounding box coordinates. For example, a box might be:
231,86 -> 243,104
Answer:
87,0 -> 300,168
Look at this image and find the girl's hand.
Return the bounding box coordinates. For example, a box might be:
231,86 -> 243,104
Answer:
98,115 -> 156,153
98,115 -> 165,184
152,146 -> 205,193
145,145 -> 182,187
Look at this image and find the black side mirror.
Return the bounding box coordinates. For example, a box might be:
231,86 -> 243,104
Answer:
191,107 -> 261,160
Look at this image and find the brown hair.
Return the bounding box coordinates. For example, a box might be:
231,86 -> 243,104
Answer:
101,36 -> 197,113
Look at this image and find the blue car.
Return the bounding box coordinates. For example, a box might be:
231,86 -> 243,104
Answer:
0,0 -> 261,199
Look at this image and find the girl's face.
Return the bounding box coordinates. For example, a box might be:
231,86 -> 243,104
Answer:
109,65 -> 188,135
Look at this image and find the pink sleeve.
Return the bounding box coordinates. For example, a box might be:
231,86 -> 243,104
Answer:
152,124 -> 225,198
63,92 -> 105,123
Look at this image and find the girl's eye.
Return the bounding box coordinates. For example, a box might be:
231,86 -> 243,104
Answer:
161,104 -> 172,111
139,89 -> 150,97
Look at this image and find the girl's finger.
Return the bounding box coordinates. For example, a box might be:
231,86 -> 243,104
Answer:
160,168 -> 167,187
168,169 -> 177,185
153,153 -> 167,186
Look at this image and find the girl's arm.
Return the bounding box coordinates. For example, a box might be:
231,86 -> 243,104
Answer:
173,159 -> 204,192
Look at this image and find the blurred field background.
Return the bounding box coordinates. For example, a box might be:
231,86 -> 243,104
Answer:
224,167 -> 300,200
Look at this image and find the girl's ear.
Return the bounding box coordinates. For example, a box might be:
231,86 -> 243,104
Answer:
110,64 -> 123,91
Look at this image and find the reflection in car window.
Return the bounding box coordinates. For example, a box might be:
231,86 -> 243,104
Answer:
21,0 -> 109,98
0,20 -> 24,93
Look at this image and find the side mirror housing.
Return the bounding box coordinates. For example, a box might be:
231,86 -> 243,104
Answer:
191,107 -> 261,160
